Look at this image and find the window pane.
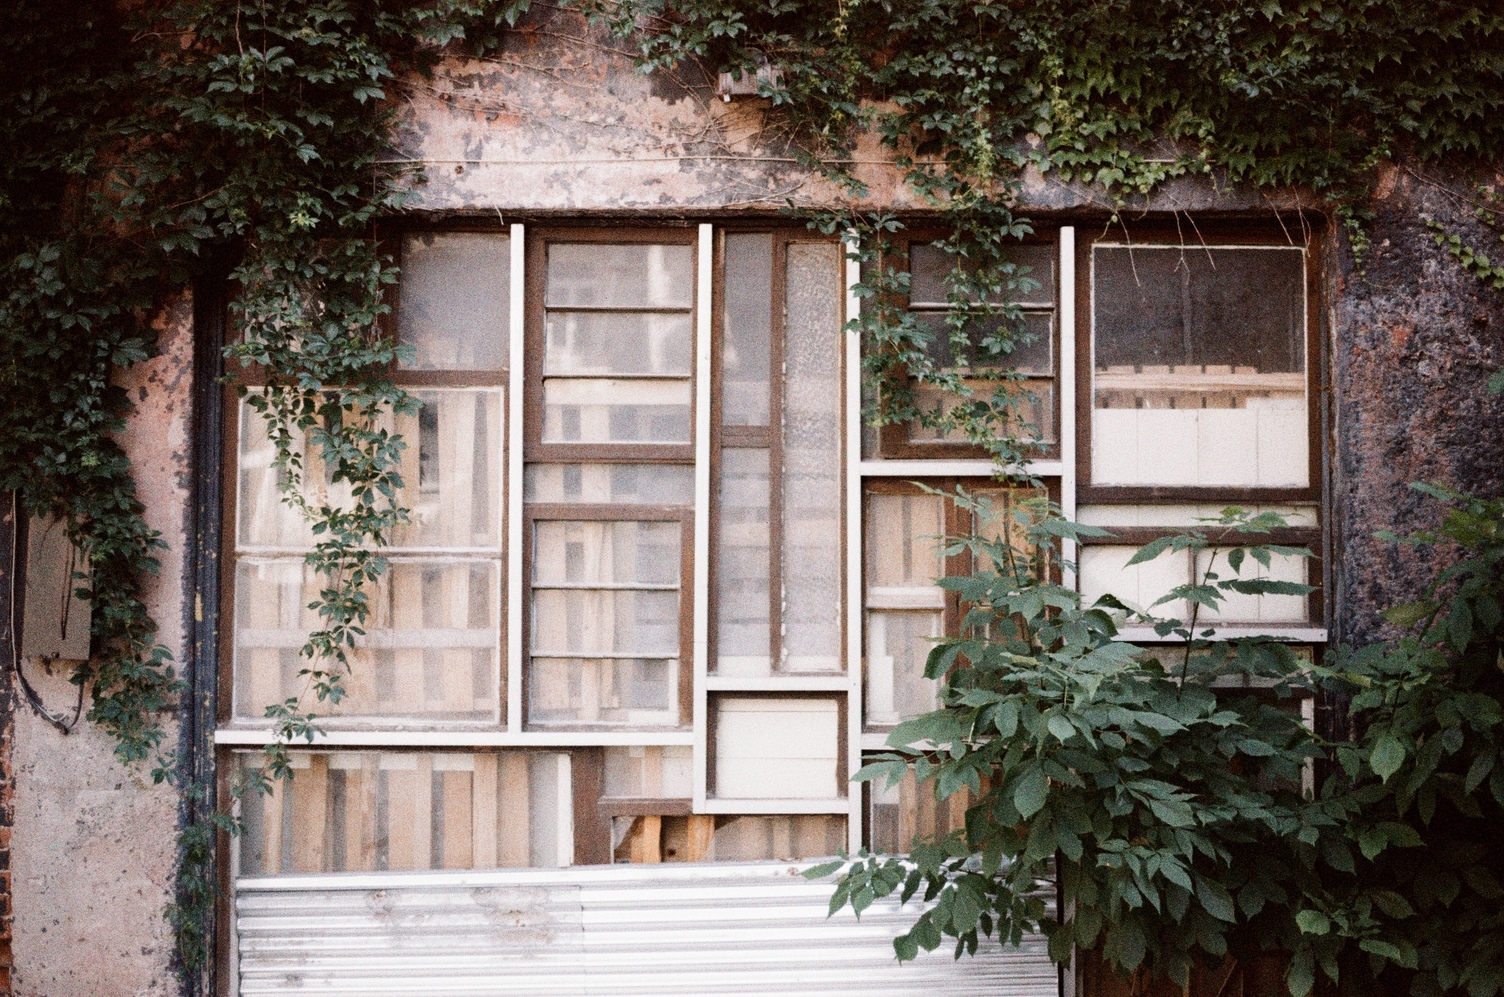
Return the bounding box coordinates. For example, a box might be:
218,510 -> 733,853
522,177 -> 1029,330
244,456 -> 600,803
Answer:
544,312 -> 692,376
532,520 -> 681,587
781,243 -> 844,671
915,311 -> 1052,375
1092,246 -> 1307,487
398,233 -> 510,371
1197,546 -> 1309,623
235,750 -> 570,874
233,559 -> 500,721
524,464 -> 694,505
542,377 -> 691,443
722,233 -> 773,425
910,241 -> 1055,306
713,697 -> 841,800
1078,545 -> 1189,621
869,770 -> 970,854
528,658 -> 679,726
865,610 -> 942,727
392,390 -> 502,549
546,244 -> 693,308
906,377 -> 1055,445
530,591 -> 680,656
602,745 -> 694,798
866,494 -> 945,591
715,448 -> 771,676
610,814 -> 844,863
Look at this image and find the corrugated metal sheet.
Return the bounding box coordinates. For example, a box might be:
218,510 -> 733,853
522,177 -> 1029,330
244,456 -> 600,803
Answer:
236,862 -> 1058,997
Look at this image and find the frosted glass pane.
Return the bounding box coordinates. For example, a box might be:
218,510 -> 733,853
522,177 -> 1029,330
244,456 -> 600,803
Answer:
532,520 -> 680,586
603,745 -> 694,798
236,750 -> 569,874
864,610 -> 943,727
722,233 -> 772,425
1092,245 -> 1307,487
524,464 -> 694,505
716,448 -> 770,675
910,241 -> 1055,306
239,391 -> 502,550
544,312 -> 692,376
916,310 -> 1052,375
1197,546 -> 1309,623
527,658 -> 679,726
781,243 -> 843,672
866,493 -> 945,590
233,559 -> 501,721
546,244 -> 693,308
869,771 -> 970,854
391,391 -> 502,548
542,377 -> 691,443
714,697 -> 841,800
531,590 -> 680,656
398,233 -> 509,371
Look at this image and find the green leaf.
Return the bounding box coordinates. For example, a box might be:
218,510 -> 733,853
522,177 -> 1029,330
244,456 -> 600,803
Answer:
1370,735 -> 1406,782
1148,798 -> 1196,828
1047,714 -> 1075,742
1194,874 -> 1237,923
1295,910 -> 1331,935
1014,765 -> 1049,819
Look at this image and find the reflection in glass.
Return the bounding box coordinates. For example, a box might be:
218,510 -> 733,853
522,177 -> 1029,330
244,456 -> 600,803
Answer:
542,378 -> 692,444
546,244 -> 693,308
233,559 -> 501,721
236,750 -> 570,873
524,464 -> 695,505
1092,246 -> 1307,487
722,233 -> 773,425
909,241 -> 1055,306
528,658 -> 678,726
398,233 -> 510,371
715,448 -> 771,675
544,312 -> 692,376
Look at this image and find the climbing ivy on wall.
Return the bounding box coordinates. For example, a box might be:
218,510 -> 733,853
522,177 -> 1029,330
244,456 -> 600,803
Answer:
4,0 -> 1504,986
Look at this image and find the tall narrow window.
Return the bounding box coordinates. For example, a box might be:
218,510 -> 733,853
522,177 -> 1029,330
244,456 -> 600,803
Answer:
524,233 -> 698,728
711,235 -> 846,676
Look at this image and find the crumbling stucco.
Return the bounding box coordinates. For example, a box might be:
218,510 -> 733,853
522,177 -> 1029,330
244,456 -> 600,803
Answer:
11,293 -> 194,997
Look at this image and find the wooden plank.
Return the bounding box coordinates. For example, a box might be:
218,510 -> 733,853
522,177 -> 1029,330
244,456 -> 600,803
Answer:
497,753 -> 531,867
413,753 -> 434,870
442,769 -> 473,869
393,564 -> 426,714
261,774 -> 285,874
291,754 -> 328,873
684,815 -> 715,862
386,764 -> 417,871
472,754 -> 499,868
630,815 -> 663,863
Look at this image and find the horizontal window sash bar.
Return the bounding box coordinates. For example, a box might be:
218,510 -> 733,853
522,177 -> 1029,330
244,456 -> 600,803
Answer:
858,458 -> 1063,478
215,728 -> 696,747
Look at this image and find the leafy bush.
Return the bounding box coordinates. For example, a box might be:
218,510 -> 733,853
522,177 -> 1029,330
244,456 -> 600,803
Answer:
822,488 -> 1504,997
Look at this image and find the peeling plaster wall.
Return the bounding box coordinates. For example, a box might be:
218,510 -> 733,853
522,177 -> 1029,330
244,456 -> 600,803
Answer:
10,293 -> 194,997
1329,166 -> 1504,645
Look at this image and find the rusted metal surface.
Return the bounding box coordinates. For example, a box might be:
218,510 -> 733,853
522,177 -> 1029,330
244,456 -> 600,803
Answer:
235,862 -> 1059,997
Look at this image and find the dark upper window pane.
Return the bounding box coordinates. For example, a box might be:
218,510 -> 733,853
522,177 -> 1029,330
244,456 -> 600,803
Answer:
909,242 -> 1055,306
546,244 -> 694,308
398,233 -> 510,370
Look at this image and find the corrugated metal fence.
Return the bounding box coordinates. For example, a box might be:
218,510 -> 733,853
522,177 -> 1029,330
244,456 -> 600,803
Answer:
235,862 -> 1059,997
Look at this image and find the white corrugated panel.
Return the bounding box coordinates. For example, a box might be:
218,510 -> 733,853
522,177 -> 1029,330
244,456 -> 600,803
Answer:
236,862 -> 1058,997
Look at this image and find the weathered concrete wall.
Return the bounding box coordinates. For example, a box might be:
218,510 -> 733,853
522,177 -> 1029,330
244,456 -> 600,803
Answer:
10,293 -> 195,997
1329,166 -> 1504,645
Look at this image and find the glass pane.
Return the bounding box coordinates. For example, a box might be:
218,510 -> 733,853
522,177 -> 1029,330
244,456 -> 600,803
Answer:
524,464 -> 695,505
610,814 -> 844,863
532,521 -> 681,586
233,559 -> 501,721
915,310 -> 1052,375
237,401 -> 313,549
544,312 -> 692,376
398,233 -> 510,371
1092,246 -> 1307,487
1197,546 -> 1309,623
546,243 -> 693,308
528,658 -> 679,726
865,610 -> 943,727
1078,545 -> 1190,622
869,770 -> 970,854
907,377 -> 1055,445
391,390 -> 502,549
603,745 -> 694,798
235,750 -> 570,874
715,448 -> 771,676
910,241 -> 1055,306
781,243 -> 844,671
866,493 -> 945,591
713,697 -> 841,799
722,233 -> 773,425
542,377 -> 691,444
531,591 -> 680,657
1075,503 -> 1319,528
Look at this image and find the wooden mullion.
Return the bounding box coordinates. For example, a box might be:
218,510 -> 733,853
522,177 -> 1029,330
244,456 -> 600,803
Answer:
526,443 -> 695,464
597,797 -> 694,818
768,234 -> 788,671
